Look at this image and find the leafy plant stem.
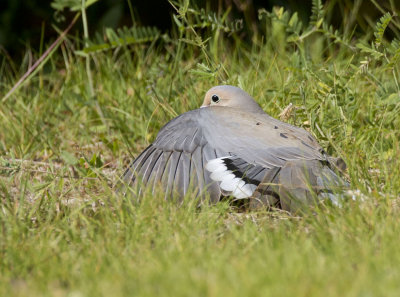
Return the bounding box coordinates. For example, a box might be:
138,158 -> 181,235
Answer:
81,0 -> 94,98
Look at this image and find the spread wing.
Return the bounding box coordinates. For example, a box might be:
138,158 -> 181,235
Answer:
120,109 -> 226,202
120,107 -> 328,202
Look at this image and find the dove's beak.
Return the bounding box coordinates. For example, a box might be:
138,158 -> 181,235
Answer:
200,105 -> 208,108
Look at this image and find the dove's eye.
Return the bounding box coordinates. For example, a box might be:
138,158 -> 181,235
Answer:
211,95 -> 220,103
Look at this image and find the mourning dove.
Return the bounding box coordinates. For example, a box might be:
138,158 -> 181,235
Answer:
120,85 -> 348,212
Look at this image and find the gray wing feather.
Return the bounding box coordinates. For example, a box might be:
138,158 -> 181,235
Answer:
166,151 -> 182,199
147,151 -> 166,193
159,152 -> 173,194
190,146 -> 205,196
122,145 -> 156,185
181,152 -> 191,195
201,143 -> 222,202
173,151 -> 187,199
140,149 -> 163,184
154,152 -> 172,185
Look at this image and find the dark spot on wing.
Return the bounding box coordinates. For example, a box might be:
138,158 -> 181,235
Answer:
274,126 -> 278,129
256,122 -> 261,125
280,133 -> 288,139
301,140 -> 315,150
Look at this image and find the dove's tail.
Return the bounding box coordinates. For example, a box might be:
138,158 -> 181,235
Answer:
250,159 -> 348,213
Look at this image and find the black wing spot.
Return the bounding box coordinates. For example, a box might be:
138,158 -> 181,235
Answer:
256,122 -> 261,126
301,140 -> 315,150
280,133 -> 288,139
274,126 -> 278,129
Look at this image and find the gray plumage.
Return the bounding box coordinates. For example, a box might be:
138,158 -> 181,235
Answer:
120,85 -> 348,212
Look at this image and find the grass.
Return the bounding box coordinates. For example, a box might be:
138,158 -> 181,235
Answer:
1,2 -> 400,296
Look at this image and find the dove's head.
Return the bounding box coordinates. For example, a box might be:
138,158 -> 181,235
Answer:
201,85 -> 265,114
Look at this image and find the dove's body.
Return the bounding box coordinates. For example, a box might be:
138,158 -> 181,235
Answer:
121,86 -> 347,212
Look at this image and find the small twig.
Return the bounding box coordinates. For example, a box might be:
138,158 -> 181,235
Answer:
279,103 -> 294,121
1,158 -> 61,167
0,166 -> 97,180
1,13 -> 80,102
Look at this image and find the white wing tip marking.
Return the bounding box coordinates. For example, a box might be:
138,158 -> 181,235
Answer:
205,157 -> 256,199
205,158 -> 225,172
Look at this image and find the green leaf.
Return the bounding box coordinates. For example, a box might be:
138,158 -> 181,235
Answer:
374,13 -> 392,47
51,0 -> 100,12
189,63 -> 217,78
310,0 -> 324,26
78,26 -> 160,54
89,153 -> 103,168
173,14 -> 184,30
356,42 -> 384,58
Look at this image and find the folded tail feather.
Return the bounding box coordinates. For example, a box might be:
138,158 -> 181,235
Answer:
251,159 -> 348,212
